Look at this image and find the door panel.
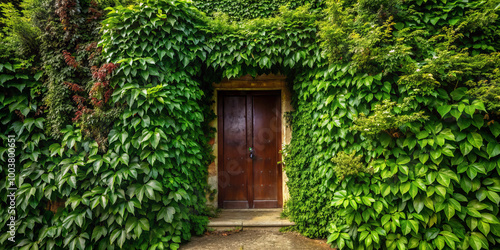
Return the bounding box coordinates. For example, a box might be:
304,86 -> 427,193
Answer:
252,95 -> 279,207
220,96 -> 249,208
218,91 -> 282,209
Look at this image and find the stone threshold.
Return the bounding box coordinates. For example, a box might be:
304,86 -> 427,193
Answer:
208,208 -> 295,227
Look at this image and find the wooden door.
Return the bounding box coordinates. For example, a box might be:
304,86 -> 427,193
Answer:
218,91 -> 282,209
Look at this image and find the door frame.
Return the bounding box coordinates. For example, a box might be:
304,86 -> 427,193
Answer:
207,74 -> 293,209
217,90 -> 282,208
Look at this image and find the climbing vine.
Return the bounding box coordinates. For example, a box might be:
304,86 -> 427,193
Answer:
1,0 -> 500,249
194,0 -> 324,21
316,0 -> 500,249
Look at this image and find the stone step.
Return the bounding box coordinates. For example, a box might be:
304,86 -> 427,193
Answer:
207,209 -> 295,228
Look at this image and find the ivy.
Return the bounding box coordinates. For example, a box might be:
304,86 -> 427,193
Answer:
331,151 -> 371,181
194,0 -> 324,21
351,97 -> 428,135
317,0 -> 500,249
2,0 -> 500,249
1,1 -> 213,249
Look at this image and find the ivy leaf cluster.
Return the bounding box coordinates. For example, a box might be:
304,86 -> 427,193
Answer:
351,97 -> 428,135
194,0 -> 325,21
331,151 -> 372,181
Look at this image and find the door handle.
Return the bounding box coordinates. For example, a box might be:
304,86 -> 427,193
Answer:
249,147 -> 254,159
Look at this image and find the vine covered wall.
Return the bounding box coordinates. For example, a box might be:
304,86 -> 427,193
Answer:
1,0 -> 500,249
0,1 -> 214,249
194,0 -> 324,21
309,0 -> 500,249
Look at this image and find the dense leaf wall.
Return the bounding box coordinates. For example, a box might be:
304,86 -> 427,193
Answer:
314,0 -> 500,249
1,0 -> 500,249
0,1 -> 213,249
194,0 -> 324,21
198,5 -> 334,237
0,1 -> 335,248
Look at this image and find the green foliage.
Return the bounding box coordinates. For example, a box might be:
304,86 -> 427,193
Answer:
0,62 -> 50,249
316,0 -> 500,249
40,0 -> 109,139
284,100 -> 338,238
200,3 -> 321,79
352,97 -> 428,135
94,0 -> 212,248
2,0 -> 500,249
1,0 -> 212,249
201,3 -> 334,237
93,0 -> 138,8
331,151 -> 371,181
466,56 -> 500,113
0,2 -> 41,60
194,0 -> 324,21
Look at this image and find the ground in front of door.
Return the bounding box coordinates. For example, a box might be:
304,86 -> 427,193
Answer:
180,209 -> 330,249
180,228 -> 331,250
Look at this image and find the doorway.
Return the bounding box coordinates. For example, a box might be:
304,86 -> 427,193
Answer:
217,91 -> 282,208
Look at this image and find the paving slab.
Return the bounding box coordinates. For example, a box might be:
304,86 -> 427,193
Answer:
180,228 -> 331,250
181,209 -> 328,249
208,209 -> 295,227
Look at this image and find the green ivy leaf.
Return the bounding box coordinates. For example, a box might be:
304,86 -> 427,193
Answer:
460,142 -> 473,156
109,229 -> 120,245
435,236 -> 445,250
430,17 -> 440,25
486,142 -> 500,158
450,88 -> 467,101
436,105 -> 451,117
401,220 -> 411,235
0,74 -> 15,84
380,133 -> 392,147
400,182 -> 411,195
139,218 -> 150,231
397,156 -> 411,165
467,132 -> 483,149
409,183 -> 419,199
125,217 -> 138,233
490,122 -> 500,137
487,191 -> 500,205
91,226 -> 107,242
470,232 -> 487,250
146,180 -> 163,192
120,131 -> 129,144
416,131 -> 429,139
381,214 -> 391,226
448,18 -> 460,25
444,203 -> 455,220
439,128 -> 455,141
478,220 -> 490,236
419,154 -> 429,164
159,206 -> 176,223
120,153 -> 129,165
140,70 -> 149,81
458,118 -> 472,130
152,131 -> 161,149
435,186 -> 447,197
413,195 -> 424,213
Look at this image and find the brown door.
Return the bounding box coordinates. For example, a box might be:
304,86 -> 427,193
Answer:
218,91 -> 282,209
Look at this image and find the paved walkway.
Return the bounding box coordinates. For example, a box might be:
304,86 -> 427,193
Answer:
180,209 -> 331,250
181,228 -> 331,250
208,209 -> 295,227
